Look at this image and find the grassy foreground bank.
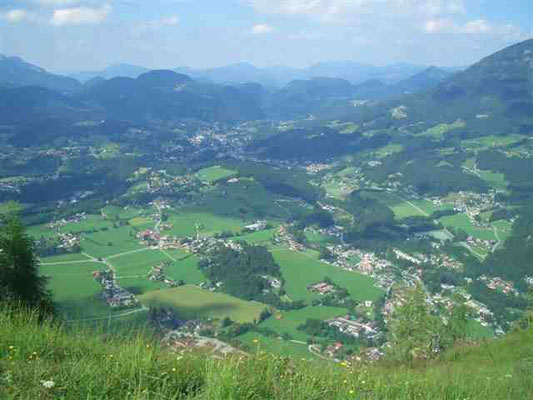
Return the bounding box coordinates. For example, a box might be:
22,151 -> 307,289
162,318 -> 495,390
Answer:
0,307 -> 532,399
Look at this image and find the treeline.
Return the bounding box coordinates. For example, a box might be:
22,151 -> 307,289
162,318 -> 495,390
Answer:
249,128 -> 391,161
199,243 -> 281,301
230,162 -> 323,203
365,151 -> 487,196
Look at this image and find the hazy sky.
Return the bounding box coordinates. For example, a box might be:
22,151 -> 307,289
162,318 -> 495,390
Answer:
0,1 -> 531,73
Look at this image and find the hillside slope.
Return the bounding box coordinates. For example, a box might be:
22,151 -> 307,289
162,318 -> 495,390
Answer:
1,306 -> 531,399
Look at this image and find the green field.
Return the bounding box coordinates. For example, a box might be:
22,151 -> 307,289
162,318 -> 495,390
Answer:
260,306 -> 347,342
439,214 -> 497,241
167,211 -> 246,238
164,253 -> 206,285
40,261 -> 113,319
420,120 -> 466,138
271,249 -> 383,302
195,166 -> 237,183
363,191 -> 451,219
110,249 -> 170,276
478,170 -> 508,191
81,226 -> 144,258
462,134 -> 525,151
466,320 -> 494,339
40,253 -> 92,263
138,285 -> 264,323
235,228 -> 277,245
238,331 -> 314,360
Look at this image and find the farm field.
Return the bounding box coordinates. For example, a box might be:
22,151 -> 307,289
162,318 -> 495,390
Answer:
40,252 -> 92,263
81,226 -> 144,258
439,214 -> 498,241
110,249 -> 170,276
57,215 -> 114,234
138,285 -> 264,323
478,170 -> 508,191
164,253 -> 206,285
195,166 -> 237,183
363,191 -> 451,219
261,306 -> 347,342
236,228 -> 277,245
117,276 -> 168,295
304,230 -> 332,245
462,134 -> 525,151
237,331 -> 314,360
40,262 -> 113,319
419,120 -> 466,138
166,211 -> 246,238
271,249 -> 383,302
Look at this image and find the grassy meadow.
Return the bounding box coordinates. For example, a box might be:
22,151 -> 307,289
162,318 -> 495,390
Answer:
138,285 -> 264,323
271,248 -> 383,302
1,306 -> 531,399
260,306 -> 347,342
195,166 -> 237,184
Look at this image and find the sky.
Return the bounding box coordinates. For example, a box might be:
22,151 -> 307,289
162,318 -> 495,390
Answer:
0,0 -> 531,73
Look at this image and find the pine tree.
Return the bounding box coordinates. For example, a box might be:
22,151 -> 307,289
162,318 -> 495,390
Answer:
0,214 -> 54,315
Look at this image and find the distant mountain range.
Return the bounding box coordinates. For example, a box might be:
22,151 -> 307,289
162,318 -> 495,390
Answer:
0,39 -> 531,144
0,55 -> 81,93
71,61 -> 462,88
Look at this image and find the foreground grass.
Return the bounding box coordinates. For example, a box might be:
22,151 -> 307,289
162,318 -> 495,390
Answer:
1,307 -> 532,399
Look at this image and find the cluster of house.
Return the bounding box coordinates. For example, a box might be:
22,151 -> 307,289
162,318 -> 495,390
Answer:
307,281 -> 336,295
93,270 -> 137,308
479,275 -> 518,296
146,171 -> 196,194
430,253 -> 463,271
46,213 -> 87,230
56,232 -> 81,250
465,236 -> 496,252
182,236 -> 242,256
465,299 -> 493,324
148,262 -> 183,287
326,316 -> 379,339
306,163 -> 333,174
276,225 -> 305,252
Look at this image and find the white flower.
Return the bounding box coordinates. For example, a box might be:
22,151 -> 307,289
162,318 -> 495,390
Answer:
41,380 -> 55,389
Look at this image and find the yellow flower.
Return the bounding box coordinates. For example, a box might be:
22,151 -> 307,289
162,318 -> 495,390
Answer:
172,368 -> 177,372
349,389 -> 355,395
252,339 -> 259,343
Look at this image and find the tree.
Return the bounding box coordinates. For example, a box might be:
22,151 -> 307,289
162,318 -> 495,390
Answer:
0,215 -> 54,315
388,284 -> 441,362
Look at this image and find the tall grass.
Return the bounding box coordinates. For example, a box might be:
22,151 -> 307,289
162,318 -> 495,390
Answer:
1,304 -> 531,399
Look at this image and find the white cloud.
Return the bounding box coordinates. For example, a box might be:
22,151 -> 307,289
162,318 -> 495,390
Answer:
37,0 -> 80,6
424,18 -> 455,33
2,9 -> 32,23
51,4 -> 111,26
246,0 -> 466,19
424,18 -> 492,35
461,19 -> 491,34
251,23 -> 274,35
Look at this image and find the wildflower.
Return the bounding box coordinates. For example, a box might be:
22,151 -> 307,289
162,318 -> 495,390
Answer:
252,339 -> 259,343
349,389 -> 355,395
8,346 -> 14,350
172,368 -> 176,372
41,380 -> 55,389
109,354 -> 114,358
